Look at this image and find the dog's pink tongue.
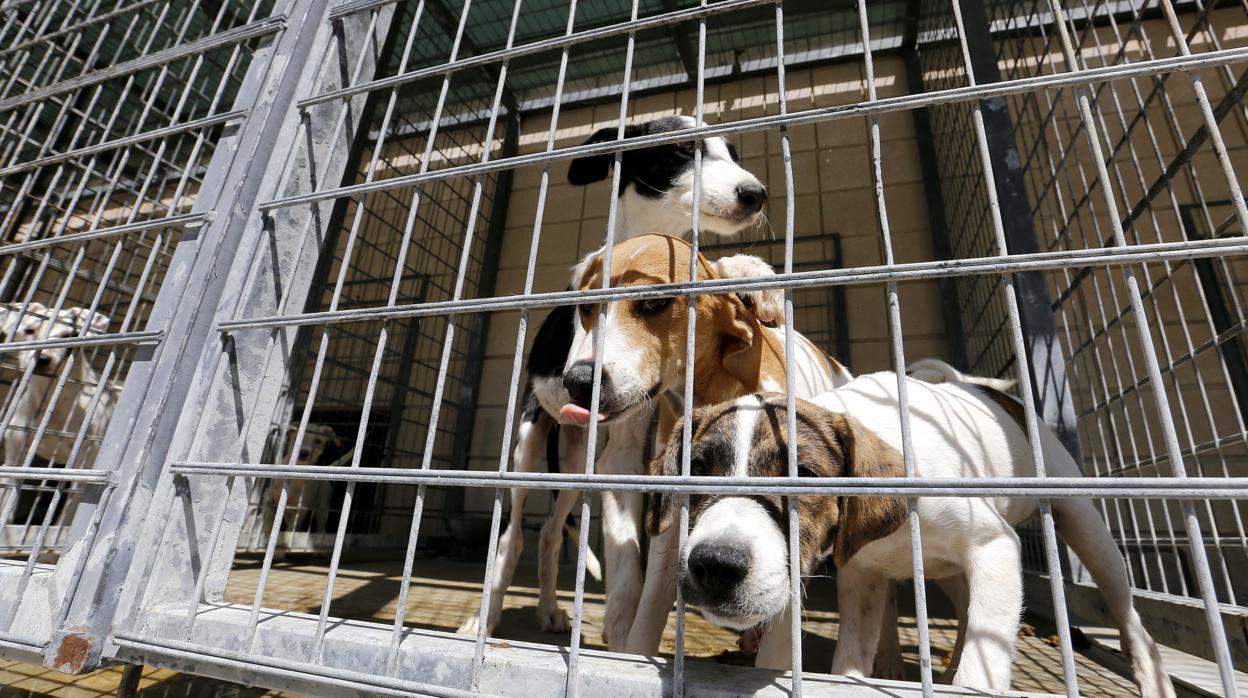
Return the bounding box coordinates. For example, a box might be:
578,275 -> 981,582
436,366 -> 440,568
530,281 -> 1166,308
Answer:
559,404 -> 607,426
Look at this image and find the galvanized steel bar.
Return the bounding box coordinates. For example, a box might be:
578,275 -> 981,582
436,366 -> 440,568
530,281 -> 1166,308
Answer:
0,329 -> 162,353
217,236 -> 1248,331
0,213 -> 208,258
0,15 -> 288,113
167,463 -> 1248,497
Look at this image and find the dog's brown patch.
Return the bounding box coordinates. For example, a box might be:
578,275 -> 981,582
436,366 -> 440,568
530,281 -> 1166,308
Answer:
824,411 -> 907,567
977,385 -> 1027,432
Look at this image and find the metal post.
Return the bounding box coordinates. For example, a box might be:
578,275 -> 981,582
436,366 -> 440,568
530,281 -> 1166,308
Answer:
43,0 -> 397,673
956,0 -> 1082,464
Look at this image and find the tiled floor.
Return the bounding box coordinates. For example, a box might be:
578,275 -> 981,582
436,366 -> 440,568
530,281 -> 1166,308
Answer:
0,661 -> 283,697
222,555 -> 1138,696
0,555 -> 1139,696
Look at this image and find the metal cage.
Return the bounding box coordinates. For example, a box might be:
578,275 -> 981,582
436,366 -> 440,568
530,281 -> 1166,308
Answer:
0,0 -> 1245,696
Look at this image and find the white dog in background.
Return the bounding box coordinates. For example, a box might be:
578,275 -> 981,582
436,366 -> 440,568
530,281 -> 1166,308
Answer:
0,303 -> 114,468
267,423 -> 342,533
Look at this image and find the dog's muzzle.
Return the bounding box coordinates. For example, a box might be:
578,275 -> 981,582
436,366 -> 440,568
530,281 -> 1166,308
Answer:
559,361 -> 615,426
681,542 -> 750,609
735,183 -> 767,214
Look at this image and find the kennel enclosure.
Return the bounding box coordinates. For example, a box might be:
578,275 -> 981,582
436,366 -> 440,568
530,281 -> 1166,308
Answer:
0,0 -> 1245,696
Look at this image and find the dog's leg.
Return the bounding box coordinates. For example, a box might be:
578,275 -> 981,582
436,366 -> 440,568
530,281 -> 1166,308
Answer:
831,563 -> 889,678
872,582 -> 906,681
1053,498 -> 1174,697
534,426 -> 587,633
935,574 -> 968,683
458,485 -> 528,637
953,532 -> 1021,690
624,526 -> 679,655
754,603 -> 794,670
597,419 -> 647,651
457,414 -> 548,637
599,486 -> 642,649
537,486 -> 580,632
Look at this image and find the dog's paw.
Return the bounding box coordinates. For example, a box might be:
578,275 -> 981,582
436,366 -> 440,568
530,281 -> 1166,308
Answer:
873,655 -> 907,682
456,616 -> 479,639
872,642 -> 907,682
456,614 -> 489,637
537,604 -> 570,633
737,626 -> 763,655
711,254 -> 785,324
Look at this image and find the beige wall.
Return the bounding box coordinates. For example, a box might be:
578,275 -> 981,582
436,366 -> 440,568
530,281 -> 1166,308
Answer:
463,56 -> 950,518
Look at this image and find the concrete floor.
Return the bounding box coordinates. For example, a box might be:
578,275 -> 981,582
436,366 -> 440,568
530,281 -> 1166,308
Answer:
0,554 -> 1143,697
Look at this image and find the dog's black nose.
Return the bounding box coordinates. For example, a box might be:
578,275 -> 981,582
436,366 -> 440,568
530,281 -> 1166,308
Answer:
735,183 -> 767,213
687,544 -> 749,603
563,361 -> 597,407
34,353 -> 50,368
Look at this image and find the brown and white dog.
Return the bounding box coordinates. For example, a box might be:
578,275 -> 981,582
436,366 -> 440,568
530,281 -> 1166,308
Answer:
651,374 -> 1172,694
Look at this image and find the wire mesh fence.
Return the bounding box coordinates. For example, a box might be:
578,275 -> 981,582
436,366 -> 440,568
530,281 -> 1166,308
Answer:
0,0 -> 1244,696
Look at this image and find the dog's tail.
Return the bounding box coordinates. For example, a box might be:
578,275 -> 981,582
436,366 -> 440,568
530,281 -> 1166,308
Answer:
906,358 -> 1016,392
563,520 -> 603,581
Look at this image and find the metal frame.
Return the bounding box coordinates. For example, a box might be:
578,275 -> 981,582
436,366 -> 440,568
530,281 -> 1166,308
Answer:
0,1 -> 1244,697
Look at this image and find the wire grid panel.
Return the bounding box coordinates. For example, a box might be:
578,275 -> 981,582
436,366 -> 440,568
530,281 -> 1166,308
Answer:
0,0 -> 1243,697
238,120 -> 506,556
0,0 -> 284,659
117,0 -> 1248,696
915,0 -> 1248,668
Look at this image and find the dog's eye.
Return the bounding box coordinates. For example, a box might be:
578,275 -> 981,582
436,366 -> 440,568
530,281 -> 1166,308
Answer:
676,141 -> 696,154
797,463 -> 819,478
577,303 -> 599,320
637,297 -> 672,316
689,456 -> 707,477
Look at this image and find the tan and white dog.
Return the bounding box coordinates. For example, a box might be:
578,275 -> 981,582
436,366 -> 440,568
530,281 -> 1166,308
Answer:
651,374 -> 1172,695
1,303 -> 114,468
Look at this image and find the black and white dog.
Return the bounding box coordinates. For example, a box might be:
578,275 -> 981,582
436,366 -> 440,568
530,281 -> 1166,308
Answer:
458,115 -> 778,649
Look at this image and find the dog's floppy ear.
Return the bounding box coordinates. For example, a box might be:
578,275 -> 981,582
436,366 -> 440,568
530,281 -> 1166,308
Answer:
714,293 -> 762,393
645,414 -> 699,536
828,412 -> 907,567
570,246 -> 605,290
567,124 -> 643,185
